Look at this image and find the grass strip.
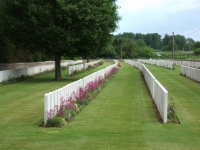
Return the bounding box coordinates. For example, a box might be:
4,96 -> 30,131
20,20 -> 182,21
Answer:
0,62 -> 200,149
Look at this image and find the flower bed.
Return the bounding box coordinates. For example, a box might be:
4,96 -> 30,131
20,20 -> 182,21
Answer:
44,61 -> 120,127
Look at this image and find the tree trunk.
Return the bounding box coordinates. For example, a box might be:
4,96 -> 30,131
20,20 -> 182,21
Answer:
87,56 -> 90,63
55,53 -> 62,80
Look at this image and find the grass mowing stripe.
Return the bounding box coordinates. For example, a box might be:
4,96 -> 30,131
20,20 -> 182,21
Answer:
145,64 -> 200,125
1,62 -> 200,149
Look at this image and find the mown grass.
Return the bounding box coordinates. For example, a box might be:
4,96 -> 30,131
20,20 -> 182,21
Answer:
0,62 -> 200,149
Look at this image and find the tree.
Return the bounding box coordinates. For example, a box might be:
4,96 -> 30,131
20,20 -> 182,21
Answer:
174,34 -> 186,50
134,33 -> 145,40
139,46 -> 156,58
152,33 -> 162,49
194,41 -> 200,49
193,48 -> 200,55
122,39 -> 140,58
122,32 -> 135,39
136,39 -> 146,47
184,38 -> 195,51
162,34 -> 171,46
73,0 -> 120,62
161,40 -> 178,51
1,0 -> 120,79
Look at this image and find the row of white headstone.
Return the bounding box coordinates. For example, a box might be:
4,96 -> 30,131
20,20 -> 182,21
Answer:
68,60 -> 101,75
124,60 -> 168,123
138,59 -> 173,69
0,60 -> 83,82
180,65 -> 200,82
44,60 -> 118,125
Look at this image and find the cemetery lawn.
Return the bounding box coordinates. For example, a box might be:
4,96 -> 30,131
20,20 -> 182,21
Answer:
0,62 -> 200,149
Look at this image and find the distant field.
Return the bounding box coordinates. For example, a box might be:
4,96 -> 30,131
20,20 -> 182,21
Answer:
154,50 -> 200,60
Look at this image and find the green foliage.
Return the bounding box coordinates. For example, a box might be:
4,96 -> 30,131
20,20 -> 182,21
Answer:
1,69 -> 56,85
140,46 -> 156,58
174,34 -> 186,50
168,97 -> 179,123
157,51 -> 200,60
161,40 -> 178,51
1,75 -> 33,85
64,109 -> 76,121
194,41 -> 200,49
1,0 -> 120,78
193,48 -> 200,55
100,59 -> 104,65
136,39 -> 146,47
70,69 -> 84,76
122,38 -> 140,58
46,117 -> 66,127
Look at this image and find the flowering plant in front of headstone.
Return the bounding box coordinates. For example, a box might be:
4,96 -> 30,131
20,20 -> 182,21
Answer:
45,63 -> 121,127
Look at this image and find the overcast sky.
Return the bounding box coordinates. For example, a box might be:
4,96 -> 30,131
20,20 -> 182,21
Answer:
114,0 -> 200,41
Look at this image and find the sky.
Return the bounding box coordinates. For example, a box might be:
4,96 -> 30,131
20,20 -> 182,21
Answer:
114,0 -> 200,41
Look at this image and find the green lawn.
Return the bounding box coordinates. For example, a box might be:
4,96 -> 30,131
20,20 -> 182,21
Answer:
0,62 -> 200,149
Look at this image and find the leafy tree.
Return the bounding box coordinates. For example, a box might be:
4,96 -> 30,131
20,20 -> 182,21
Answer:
162,34 -> 171,46
136,39 -> 146,47
184,38 -> 195,51
98,44 -> 116,58
122,38 -> 140,58
193,48 -> 200,55
121,32 -> 135,39
161,40 -> 178,51
139,46 -> 156,58
1,0 -> 120,79
174,34 -> 186,50
113,36 -> 123,57
194,41 -> 200,49
144,34 -> 154,48
152,33 -> 162,49
73,0 -> 120,62
134,33 -> 145,40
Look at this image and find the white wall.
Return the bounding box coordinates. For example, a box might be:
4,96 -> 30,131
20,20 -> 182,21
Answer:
0,60 -> 83,82
44,60 -> 118,125
138,59 -> 173,69
180,65 -> 200,82
124,59 -> 168,123
85,60 -> 101,70
181,61 -> 200,68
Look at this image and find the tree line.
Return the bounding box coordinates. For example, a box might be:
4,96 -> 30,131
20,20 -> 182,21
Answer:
97,32 -> 200,59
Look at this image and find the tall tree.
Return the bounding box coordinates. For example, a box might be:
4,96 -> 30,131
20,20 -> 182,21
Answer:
134,33 -> 145,40
194,41 -> 200,49
174,34 -> 186,50
185,38 -> 195,51
74,0 -> 120,62
162,34 -> 171,46
122,38 -> 140,58
1,0 -> 120,79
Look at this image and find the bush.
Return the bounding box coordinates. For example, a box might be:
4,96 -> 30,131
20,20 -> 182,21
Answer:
193,48 -> 200,55
100,59 -> 104,65
46,117 -> 66,127
1,75 -> 33,85
168,97 -> 179,123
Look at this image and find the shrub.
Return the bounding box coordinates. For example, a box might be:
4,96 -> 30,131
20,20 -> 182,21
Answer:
100,59 -> 104,65
193,48 -> 200,55
46,116 -> 66,127
168,97 -> 179,123
70,69 -> 84,76
1,75 -> 33,85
